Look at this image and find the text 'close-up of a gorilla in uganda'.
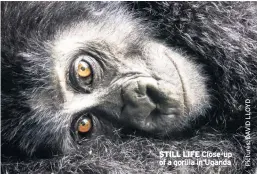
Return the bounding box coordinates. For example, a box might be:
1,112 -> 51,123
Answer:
1,1 -> 257,174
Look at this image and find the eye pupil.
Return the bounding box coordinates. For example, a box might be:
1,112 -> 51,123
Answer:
80,67 -> 86,71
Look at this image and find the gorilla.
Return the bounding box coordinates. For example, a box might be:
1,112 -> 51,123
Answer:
1,2 -> 257,174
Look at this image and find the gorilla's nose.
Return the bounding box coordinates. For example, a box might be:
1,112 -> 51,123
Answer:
122,79 -> 157,125
121,78 -> 183,133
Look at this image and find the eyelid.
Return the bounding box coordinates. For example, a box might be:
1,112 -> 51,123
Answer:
79,49 -> 108,72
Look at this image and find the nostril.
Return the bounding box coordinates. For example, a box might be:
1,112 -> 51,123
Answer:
146,83 -> 161,104
136,79 -> 159,96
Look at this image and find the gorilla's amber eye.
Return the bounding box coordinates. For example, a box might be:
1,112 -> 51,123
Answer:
77,61 -> 92,78
69,56 -> 95,91
78,118 -> 92,133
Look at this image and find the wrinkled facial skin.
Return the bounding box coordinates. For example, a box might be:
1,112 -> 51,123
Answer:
1,2 -> 209,156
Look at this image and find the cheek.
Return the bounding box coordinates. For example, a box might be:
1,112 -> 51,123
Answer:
147,55 -> 181,85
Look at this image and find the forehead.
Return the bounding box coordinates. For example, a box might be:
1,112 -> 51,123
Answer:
51,12 -> 146,61
52,22 -> 139,59
50,7 -> 149,73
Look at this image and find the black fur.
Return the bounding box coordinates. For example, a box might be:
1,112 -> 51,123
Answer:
1,2 -> 257,173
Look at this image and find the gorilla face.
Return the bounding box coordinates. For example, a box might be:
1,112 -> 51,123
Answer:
45,7 -> 210,153
52,24 -> 209,135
